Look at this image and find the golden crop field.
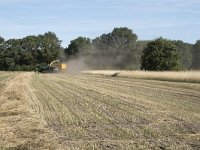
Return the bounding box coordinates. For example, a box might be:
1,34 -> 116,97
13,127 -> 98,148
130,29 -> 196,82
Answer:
0,72 -> 200,149
83,70 -> 200,83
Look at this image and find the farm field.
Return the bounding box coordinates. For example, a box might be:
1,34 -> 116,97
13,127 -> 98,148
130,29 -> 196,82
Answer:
0,72 -> 200,149
83,70 -> 200,83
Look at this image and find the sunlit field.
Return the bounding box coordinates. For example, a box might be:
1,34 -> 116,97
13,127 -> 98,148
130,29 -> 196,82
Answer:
83,70 -> 200,83
0,71 -> 200,149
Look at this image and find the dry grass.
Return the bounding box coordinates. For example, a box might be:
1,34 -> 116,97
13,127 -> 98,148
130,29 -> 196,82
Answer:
29,73 -> 200,149
0,72 -> 64,150
82,70 -> 200,83
1,71 -> 200,149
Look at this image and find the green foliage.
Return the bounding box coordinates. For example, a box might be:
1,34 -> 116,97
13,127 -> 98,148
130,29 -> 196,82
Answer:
65,37 -> 91,57
39,32 -> 61,64
64,27 -> 139,70
0,32 -> 61,71
0,28 -> 198,71
191,40 -> 200,70
141,38 -> 180,71
91,27 -> 139,69
172,40 -> 193,70
93,27 -> 137,54
0,36 -> 5,44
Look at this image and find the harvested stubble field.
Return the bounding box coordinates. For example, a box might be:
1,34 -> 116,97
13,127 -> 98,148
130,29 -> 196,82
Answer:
0,71 -> 200,149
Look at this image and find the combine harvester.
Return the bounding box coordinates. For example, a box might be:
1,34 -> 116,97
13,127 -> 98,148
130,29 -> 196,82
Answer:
35,60 -> 67,73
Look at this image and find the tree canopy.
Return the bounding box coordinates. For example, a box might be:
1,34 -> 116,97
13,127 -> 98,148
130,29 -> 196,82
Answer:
65,37 -> 91,57
0,36 -> 4,44
91,27 -> 139,69
64,28 -> 194,70
141,38 -> 180,71
0,32 -> 61,71
172,40 -> 193,70
191,40 -> 200,70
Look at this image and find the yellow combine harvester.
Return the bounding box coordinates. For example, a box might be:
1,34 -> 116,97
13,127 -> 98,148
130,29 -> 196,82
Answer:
50,60 -> 67,72
36,60 -> 67,73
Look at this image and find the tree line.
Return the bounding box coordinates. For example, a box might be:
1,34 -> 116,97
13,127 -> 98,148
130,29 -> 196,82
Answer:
0,27 -> 200,71
0,32 -> 62,71
65,27 -> 199,70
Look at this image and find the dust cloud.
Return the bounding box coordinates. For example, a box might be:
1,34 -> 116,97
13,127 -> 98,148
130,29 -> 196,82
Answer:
66,57 -> 90,73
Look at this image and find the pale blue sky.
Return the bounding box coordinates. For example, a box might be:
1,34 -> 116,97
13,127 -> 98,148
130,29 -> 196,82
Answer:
0,0 -> 200,46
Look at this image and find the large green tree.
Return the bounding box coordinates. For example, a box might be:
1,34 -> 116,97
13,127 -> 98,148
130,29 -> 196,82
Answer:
0,39 -> 23,71
191,40 -> 200,69
141,38 -> 180,71
0,32 -> 61,71
92,27 -> 137,54
38,32 -> 61,64
65,36 -> 91,57
20,35 -> 40,67
92,27 -> 138,69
